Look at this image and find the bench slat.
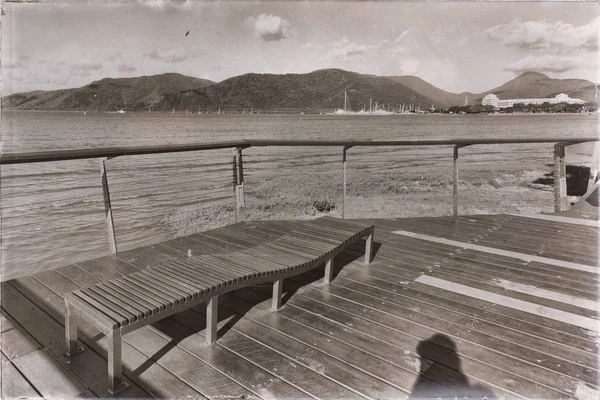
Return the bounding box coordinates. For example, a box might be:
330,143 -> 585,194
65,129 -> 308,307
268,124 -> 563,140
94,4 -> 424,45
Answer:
99,282 -> 155,317
129,274 -> 187,306
138,270 -> 196,301
156,262 -> 226,289
109,279 -> 165,313
67,291 -> 123,330
170,259 -> 232,288
241,246 -> 309,266
146,266 -> 210,295
121,276 -> 178,308
201,255 -> 264,279
76,289 -> 136,325
87,286 -> 143,322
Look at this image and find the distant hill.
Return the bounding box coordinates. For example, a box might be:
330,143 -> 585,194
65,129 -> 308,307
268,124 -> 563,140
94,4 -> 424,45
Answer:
387,71 -> 597,107
385,75 -> 473,108
153,69 -> 437,112
2,73 -> 215,111
476,71 -> 597,103
2,69 -> 596,111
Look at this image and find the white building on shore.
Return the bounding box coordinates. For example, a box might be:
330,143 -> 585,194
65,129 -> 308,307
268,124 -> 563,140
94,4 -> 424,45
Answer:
481,93 -> 585,108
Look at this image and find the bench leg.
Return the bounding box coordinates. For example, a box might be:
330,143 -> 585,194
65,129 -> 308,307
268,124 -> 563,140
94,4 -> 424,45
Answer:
324,257 -> 335,284
107,330 -> 128,394
365,231 -> 374,264
64,302 -> 85,357
272,279 -> 283,311
206,296 -> 218,344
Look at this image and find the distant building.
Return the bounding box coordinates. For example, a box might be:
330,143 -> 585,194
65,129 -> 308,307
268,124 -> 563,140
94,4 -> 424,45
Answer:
481,94 -> 499,106
481,93 -> 585,108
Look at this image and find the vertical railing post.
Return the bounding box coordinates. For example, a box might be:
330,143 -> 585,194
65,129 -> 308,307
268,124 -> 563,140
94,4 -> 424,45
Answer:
587,141 -> 599,192
453,144 -> 469,217
342,146 -> 353,219
453,146 -> 459,216
234,147 -> 245,221
100,157 -> 117,254
554,143 -> 568,212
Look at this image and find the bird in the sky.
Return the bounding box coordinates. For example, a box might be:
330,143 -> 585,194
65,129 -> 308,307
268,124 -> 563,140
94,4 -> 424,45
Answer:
185,31 -> 190,37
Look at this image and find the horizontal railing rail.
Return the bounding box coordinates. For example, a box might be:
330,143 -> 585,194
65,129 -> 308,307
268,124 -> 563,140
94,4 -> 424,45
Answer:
1,136 -> 597,279
1,137 -> 597,164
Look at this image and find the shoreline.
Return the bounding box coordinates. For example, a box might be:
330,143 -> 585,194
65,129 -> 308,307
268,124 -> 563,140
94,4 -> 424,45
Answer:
2,109 -> 596,116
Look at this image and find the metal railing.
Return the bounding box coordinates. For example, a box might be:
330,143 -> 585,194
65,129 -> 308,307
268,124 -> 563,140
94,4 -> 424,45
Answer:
2,137 -> 597,256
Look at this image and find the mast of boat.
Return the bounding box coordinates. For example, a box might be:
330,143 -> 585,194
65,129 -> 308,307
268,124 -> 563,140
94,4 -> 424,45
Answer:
344,91 -> 347,112
464,95 -> 468,106
369,98 -> 372,113
218,107 -> 221,115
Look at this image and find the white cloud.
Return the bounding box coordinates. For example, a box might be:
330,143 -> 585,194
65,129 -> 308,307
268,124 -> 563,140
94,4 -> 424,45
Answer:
137,0 -> 192,12
3,61 -> 25,69
398,58 -> 420,75
394,28 -> 417,44
107,53 -> 122,62
486,17 -> 599,53
144,47 -> 189,63
247,14 -> 291,42
326,38 -> 367,61
71,60 -> 103,76
504,54 -> 584,73
118,63 -> 137,73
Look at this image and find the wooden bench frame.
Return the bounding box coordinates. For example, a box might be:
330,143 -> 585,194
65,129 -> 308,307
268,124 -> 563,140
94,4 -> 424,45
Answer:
64,219 -> 374,394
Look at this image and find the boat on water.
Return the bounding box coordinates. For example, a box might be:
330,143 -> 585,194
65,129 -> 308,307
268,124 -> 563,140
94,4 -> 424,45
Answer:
117,109 -> 126,114
330,91 -> 395,115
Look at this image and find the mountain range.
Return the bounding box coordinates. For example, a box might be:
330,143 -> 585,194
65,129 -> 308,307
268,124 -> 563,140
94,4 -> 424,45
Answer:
2,69 -> 597,112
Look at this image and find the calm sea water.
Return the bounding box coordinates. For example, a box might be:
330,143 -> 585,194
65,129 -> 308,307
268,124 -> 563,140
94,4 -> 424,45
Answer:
1,111 -> 597,278
2,111 -> 597,152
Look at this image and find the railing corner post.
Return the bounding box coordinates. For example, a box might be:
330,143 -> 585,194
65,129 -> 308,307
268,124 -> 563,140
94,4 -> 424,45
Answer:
553,143 -> 568,212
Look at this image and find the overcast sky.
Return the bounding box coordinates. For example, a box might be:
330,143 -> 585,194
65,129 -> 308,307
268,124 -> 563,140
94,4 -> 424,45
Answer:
2,1 -> 598,95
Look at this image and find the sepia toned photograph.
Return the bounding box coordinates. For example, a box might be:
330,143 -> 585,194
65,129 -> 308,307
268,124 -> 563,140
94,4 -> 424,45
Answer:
1,1 -> 598,399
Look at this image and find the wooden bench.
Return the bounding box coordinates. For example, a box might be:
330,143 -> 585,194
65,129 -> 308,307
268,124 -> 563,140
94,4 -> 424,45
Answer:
63,217 -> 375,393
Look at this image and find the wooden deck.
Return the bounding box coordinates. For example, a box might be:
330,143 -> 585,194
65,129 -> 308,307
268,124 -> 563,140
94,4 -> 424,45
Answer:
1,215 -> 598,399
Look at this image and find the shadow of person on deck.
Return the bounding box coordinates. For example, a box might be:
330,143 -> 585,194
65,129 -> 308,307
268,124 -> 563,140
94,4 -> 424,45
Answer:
410,333 -> 495,400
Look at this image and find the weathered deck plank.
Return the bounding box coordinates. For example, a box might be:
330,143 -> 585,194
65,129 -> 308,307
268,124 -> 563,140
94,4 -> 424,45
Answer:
1,359 -> 41,398
12,349 -> 94,398
0,312 -> 41,360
